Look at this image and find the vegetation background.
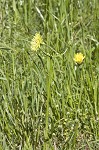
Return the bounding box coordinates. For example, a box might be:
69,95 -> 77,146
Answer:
0,0 -> 99,149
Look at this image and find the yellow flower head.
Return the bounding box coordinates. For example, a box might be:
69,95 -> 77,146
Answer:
31,33 -> 43,51
74,53 -> 85,64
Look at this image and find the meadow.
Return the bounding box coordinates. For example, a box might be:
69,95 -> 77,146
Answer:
0,0 -> 99,150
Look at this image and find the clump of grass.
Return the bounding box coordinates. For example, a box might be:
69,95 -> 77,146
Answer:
0,0 -> 99,149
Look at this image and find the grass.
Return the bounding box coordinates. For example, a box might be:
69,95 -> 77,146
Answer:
0,0 -> 99,149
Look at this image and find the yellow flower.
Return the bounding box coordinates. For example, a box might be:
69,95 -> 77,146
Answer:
74,53 -> 85,64
31,33 -> 43,51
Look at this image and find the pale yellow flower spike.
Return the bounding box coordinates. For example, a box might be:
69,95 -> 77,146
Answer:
31,33 -> 43,51
74,53 -> 85,64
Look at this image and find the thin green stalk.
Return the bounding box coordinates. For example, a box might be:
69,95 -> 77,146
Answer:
44,57 -> 52,149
